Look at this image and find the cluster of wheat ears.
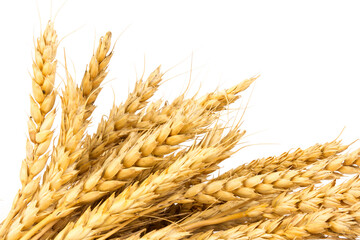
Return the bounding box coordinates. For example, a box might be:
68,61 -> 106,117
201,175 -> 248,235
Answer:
0,20 -> 359,240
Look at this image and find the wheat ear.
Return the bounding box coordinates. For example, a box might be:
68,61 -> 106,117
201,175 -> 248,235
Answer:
80,31 -> 113,119
137,78 -> 256,176
0,21 -> 58,238
217,139 -> 348,180
183,175 -> 360,239
190,175 -> 360,232
262,206 -> 360,239
266,175 -> 360,218
23,21 -> 58,184
185,149 -> 360,205
3,32 -> 113,240
73,127 -> 244,238
187,202 -> 360,239
4,69 -> 85,240
118,202 -> 268,240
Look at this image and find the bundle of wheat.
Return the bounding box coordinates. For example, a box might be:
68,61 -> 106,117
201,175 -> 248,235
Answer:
1,20 -> 359,240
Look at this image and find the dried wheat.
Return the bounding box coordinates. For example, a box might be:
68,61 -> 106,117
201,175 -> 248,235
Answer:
185,149 -> 360,205
48,127 -> 242,240
217,140 -> 348,180
0,21 -> 58,238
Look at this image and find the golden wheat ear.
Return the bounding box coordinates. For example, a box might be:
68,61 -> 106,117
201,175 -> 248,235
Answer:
23,21 -> 58,186
218,139 -> 349,180
0,21 -> 58,238
80,31 -> 113,119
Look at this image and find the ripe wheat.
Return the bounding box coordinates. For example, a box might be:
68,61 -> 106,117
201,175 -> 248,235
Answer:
1,19 -> 359,240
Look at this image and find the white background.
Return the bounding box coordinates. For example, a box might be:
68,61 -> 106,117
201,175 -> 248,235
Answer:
1,0 -> 360,220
